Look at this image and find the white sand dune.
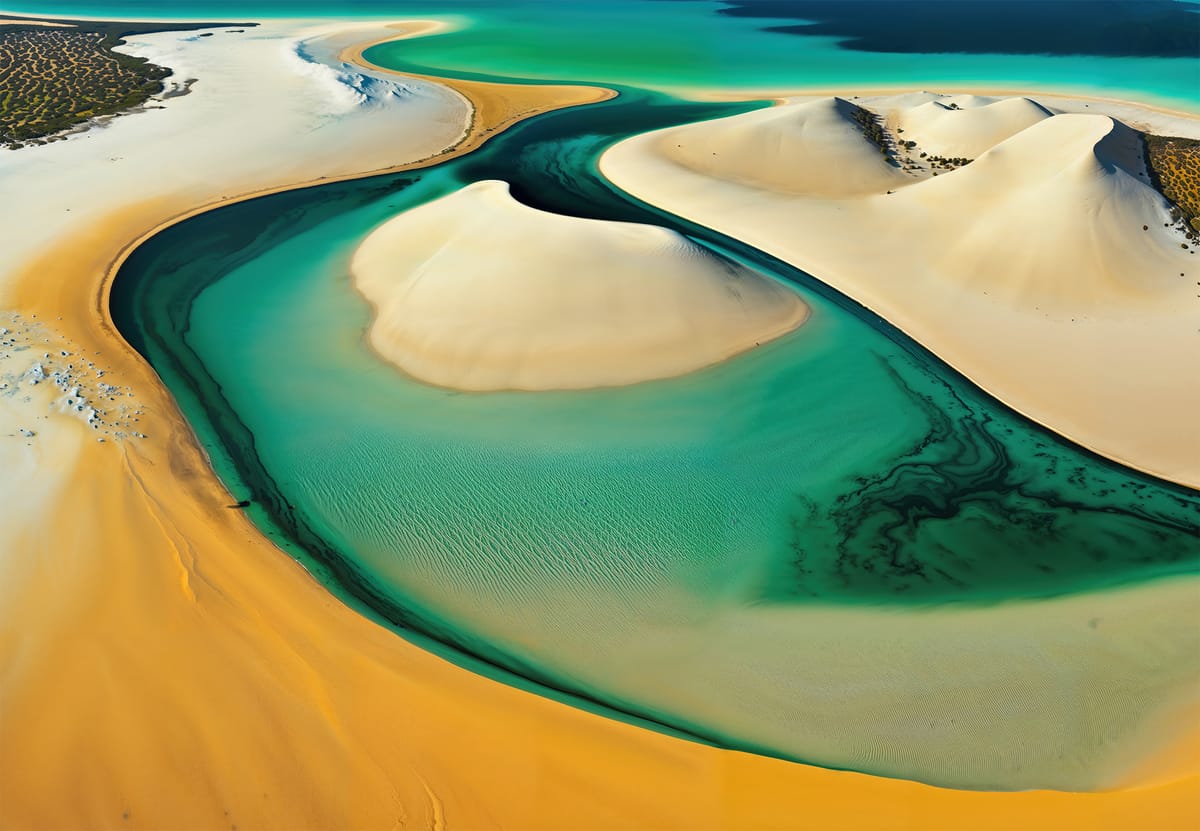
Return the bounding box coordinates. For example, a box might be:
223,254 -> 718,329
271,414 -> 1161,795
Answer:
898,96 -> 1052,159
602,94 -> 1200,487
351,180 -> 808,391
665,96 -> 906,196
899,113 -> 1185,307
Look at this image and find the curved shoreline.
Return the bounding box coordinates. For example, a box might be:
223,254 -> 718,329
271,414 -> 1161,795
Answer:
103,28 -> 1200,787
340,22 -> 617,152
0,18 -> 1197,830
72,22 -> 615,420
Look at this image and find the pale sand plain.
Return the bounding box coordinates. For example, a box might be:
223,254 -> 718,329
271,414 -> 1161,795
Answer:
602,92 -> 1200,489
0,19 -> 1197,830
0,18 -> 73,27
352,179 -> 808,390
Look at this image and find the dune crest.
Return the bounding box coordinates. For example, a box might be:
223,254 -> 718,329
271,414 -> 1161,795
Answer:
898,96 -> 1052,159
898,113 -> 1182,306
661,96 -> 907,196
351,180 -> 808,391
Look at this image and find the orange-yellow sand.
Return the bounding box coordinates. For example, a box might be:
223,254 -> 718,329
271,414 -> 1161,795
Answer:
0,28 -> 1197,831
339,21 -> 616,153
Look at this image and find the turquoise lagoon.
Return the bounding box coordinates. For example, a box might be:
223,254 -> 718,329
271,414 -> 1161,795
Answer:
2,1 -> 1198,109
111,71 -> 1200,788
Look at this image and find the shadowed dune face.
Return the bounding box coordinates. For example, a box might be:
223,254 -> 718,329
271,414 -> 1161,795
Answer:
3,5 -> 1200,827
111,80 -> 1200,794
351,180 -> 808,391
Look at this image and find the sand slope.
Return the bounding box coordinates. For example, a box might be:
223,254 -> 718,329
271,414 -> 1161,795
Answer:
603,94 -> 1200,487
902,113 -> 1185,306
667,96 -> 907,196
898,96 -> 1052,159
351,180 -> 807,390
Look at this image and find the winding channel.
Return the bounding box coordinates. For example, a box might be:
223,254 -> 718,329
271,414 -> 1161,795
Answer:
109,74 -> 1200,790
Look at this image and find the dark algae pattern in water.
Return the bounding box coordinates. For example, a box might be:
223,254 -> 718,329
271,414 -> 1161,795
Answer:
795,354 -> 1197,599
111,75 -> 1200,789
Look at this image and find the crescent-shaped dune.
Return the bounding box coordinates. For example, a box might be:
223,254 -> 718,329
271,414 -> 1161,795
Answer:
351,180 -> 808,391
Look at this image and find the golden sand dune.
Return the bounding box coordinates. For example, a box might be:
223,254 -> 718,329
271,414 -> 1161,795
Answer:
351,180 -> 808,390
2,217 -> 1198,829
602,94 -> 1200,487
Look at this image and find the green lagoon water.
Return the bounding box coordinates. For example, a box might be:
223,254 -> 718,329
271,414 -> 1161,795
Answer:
111,78 -> 1200,787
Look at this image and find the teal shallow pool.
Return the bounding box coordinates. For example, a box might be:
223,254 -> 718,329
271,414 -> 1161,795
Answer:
111,80 -> 1200,789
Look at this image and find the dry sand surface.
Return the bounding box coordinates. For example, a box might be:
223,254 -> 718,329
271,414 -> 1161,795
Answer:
1,21 -> 1198,831
340,21 -> 616,152
898,95 -> 1053,158
352,180 -> 808,390
602,92 -> 1200,488
0,18 -> 74,28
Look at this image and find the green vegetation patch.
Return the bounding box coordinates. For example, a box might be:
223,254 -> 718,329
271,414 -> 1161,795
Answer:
0,16 -> 254,149
1145,133 -> 1200,235
846,99 -> 892,160
925,153 -> 972,170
